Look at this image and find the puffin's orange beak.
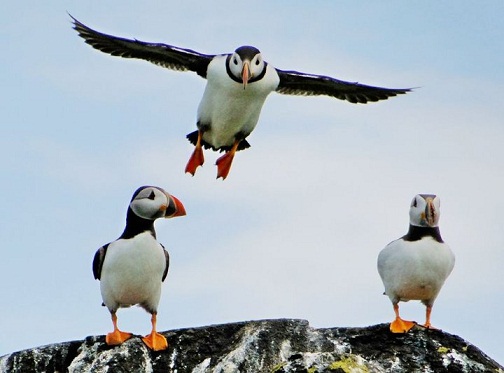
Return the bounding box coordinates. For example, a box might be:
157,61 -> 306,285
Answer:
160,193 -> 186,218
242,61 -> 251,89
170,195 -> 187,217
425,197 -> 436,226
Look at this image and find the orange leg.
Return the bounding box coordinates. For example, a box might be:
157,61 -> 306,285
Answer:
389,304 -> 416,333
185,131 -> 205,176
215,140 -> 240,180
142,313 -> 168,351
106,312 -> 132,345
423,305 -> 436,329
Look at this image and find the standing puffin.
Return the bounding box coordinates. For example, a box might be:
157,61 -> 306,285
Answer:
71,16 -> 411,179
377,194 -> 455,333
93,186 -> 186,350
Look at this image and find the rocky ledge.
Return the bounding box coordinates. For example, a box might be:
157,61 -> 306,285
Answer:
1,319 -> 502,372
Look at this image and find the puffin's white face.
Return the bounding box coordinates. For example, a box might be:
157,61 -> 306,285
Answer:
409,194 -> 441,227
229,46 -> 265,88
130,186 -> 186,220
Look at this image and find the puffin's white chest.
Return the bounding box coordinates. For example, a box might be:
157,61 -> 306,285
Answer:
377,237 -> 455,302
100,232 -> 166,309
197,56 -> 280,148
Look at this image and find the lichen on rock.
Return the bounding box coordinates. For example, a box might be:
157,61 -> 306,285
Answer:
1,319 -> 502,373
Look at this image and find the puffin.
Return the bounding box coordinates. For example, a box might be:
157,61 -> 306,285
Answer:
71,15 -> 411,179
377,194 -> 455,333
93,186 -> 186,350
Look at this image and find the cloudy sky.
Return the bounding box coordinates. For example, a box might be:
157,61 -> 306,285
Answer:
1,0 -> 503,365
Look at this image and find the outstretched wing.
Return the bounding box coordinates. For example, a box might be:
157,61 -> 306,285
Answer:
71,15 -> 215,78
275,69 -> 411,104
92,244 -> 109,280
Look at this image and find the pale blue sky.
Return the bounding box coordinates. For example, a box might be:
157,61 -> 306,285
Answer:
1,1 -> 503,365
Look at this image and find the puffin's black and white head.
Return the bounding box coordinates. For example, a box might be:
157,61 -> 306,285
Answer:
228,46 -> 265,89
130,186 -> 186,220
409,194 -> 440,228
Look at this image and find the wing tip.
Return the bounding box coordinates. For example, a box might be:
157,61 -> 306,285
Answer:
68,12 -> 82,29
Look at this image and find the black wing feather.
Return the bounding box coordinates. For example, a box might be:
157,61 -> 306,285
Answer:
92,244 -> 109,280
70,15 -> 214,78
275,69 -> 411,104
161,244 -> 170,282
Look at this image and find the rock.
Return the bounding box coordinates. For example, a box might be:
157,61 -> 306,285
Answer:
1,319 -> 502,372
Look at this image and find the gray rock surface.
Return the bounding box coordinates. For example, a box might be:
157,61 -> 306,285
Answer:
1,319 -> 502,372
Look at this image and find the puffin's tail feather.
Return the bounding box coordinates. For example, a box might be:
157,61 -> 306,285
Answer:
186,130 -> 199,146
186,131 -> 251,152
186,130 -> 213,150
217,138 -> 251,152
236,139 -> 251,151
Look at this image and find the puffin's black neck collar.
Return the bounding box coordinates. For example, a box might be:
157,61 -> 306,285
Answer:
225,55 -> 268,84
119,208 -> 156,240
402,224 -> 444,243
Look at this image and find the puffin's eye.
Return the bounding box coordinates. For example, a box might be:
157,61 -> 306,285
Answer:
255,58 -> 260,65
233,58 -> 238,65
148,191 -> 156,200
412,198 -> 417,207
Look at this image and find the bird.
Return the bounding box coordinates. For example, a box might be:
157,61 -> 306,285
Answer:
71,15 -> 412,180
92,185 -> 186,351
377,194 -> 455,333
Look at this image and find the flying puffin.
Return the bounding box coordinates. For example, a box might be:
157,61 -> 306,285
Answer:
93,186 -> 186,350
377,194 -> 455,333
71,15 -> 411,179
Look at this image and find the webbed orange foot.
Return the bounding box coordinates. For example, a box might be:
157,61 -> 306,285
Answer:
142,313 -> 168,351
216,140 -> 240,180
185,146 -> 204,175
106,329 -> 132,345
422,305 -> 437,330
422,322 -> 438,330
142,331 -> 168,351
106,312 -> 132,345
216,151 -> 235,180
390,317 -> 416,333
